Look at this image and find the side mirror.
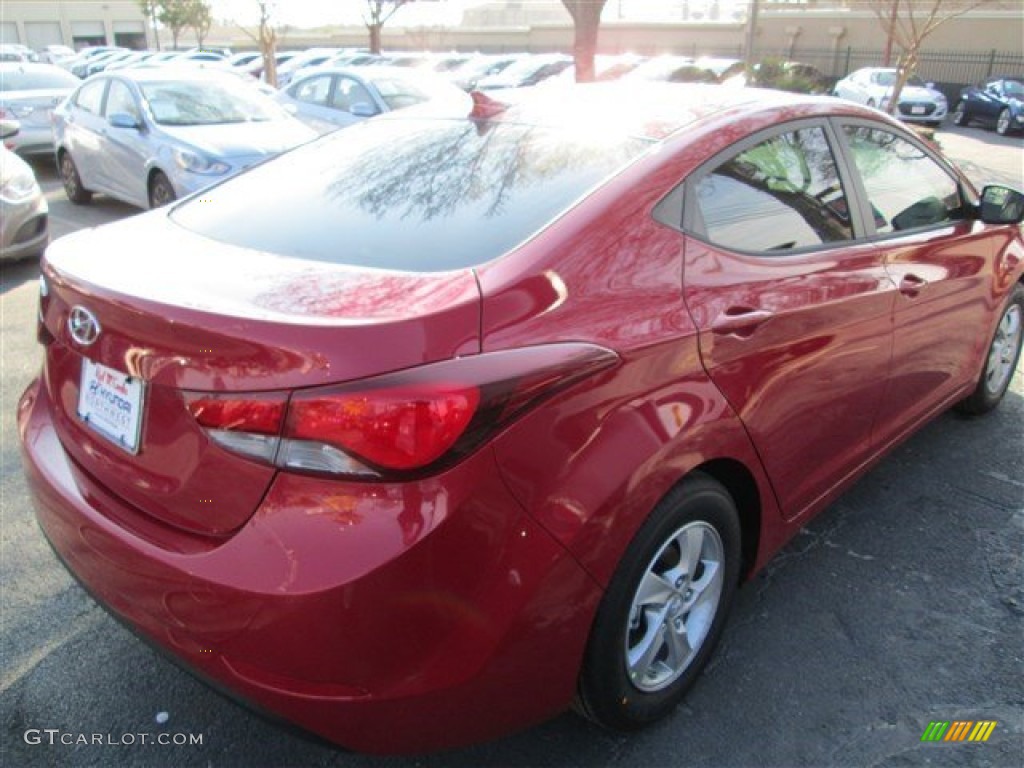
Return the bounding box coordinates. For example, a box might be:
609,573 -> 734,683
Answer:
0,118 -> 19,140
108,112 -> 140,130
979,185 -> 1024,225
349,102 -> 379,118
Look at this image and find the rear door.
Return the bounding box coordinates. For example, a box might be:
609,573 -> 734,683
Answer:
681,120 -> 896,521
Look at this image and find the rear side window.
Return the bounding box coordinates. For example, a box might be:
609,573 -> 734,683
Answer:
693,126 -> 855,253
843,126 -> 962,234
172,118 -> 651,272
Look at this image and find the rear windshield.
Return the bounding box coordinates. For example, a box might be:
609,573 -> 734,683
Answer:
0,68 -> 80,91
172,117 -> 651,272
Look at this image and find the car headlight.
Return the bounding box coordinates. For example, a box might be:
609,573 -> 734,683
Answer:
0,169 -> 40,203
173,149 -> 230,176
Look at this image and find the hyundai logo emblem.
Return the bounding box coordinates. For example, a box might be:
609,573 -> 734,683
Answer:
68,306 -> 101,346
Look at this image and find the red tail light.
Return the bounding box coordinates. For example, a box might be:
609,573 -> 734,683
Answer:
188,395 -> 286,435
185,344 -> 618,479
287,385 -> 480,470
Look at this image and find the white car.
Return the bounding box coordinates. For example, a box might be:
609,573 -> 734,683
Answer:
833,67 -> 947,126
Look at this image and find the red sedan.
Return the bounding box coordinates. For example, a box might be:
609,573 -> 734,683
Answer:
18,84 -> 1024,753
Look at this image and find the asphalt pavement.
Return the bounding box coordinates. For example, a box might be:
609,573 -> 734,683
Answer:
1,125 -> 1022,768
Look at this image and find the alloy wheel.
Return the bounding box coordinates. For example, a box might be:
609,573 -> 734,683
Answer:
625,521 -> 724,692
985,303 -> 1022,397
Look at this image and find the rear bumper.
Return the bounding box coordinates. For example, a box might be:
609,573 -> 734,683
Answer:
18,376 -> 602,754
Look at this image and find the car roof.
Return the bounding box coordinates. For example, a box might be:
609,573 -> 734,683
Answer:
295,64 -> 444,82
0,61 -> 72,73
452,82 -> 839,142
92,66 -> 241,84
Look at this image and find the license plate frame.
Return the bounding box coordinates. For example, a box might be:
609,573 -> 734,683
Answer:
77,359 -> 145,454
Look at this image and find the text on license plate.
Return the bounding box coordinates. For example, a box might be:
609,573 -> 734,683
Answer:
77,359 -> 144,453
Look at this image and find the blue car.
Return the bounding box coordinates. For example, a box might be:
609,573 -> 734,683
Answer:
952,76 -> 1024,136
275,65 -> 468,135
53,68 -> 317,209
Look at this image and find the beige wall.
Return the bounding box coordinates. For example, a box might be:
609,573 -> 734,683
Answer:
2,1 -> 150,49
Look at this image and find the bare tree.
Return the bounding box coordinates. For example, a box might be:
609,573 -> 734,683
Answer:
561,1 -> 608,82
362,1 -> 415,55
237,1 -> 279,86
866,0 -> 994,115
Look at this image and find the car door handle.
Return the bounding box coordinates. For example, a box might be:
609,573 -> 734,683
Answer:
711,308 -> 774,337
899,274 -> 928,297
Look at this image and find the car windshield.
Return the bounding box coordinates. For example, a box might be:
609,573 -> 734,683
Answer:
140,78 -> 285,125
875,71 -> 925,87
0,68 -> 80,91
371,76 -> 453,110
172,117 -> 652,272
1003,79 -> 1024,97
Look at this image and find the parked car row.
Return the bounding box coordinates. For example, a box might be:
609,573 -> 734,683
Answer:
832,67 -> 1023,136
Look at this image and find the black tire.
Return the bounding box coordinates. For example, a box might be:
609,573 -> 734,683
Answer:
148,171 -> 176,209
577,474 -> 742,730
996,108 -> 1012,136
952,101 -> 968,126
59,150 -> 92,204
957,284 -> 1023,415
867,98 -> 876,108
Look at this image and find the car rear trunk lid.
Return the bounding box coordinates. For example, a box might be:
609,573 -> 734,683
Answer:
38,212 -> 480,536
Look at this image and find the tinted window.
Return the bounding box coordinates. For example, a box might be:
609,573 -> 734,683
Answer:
1001,79 -> 1023,98
172,118 -> 650,272
694,126 -> 854,252
74,79 -> 106,115
843,126 -> 962,234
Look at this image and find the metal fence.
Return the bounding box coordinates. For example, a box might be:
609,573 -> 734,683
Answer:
704,45 -> 1024,87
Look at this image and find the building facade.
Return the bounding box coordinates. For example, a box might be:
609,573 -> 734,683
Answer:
1,1 -> 149,51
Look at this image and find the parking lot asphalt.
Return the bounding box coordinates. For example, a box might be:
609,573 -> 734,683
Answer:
1,125 -> 1022,768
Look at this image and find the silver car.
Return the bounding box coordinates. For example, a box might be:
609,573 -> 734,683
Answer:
833,67 -> 948,126
53,68 -> 317,209
276,66 -> 469,135
1,120 -> 48,261
0,62 -> 81,157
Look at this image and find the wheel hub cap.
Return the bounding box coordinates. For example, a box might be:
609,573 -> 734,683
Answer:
624,521 -> 724,692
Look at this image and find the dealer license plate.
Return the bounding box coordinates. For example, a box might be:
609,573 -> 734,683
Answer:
77,359 -> 144,454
